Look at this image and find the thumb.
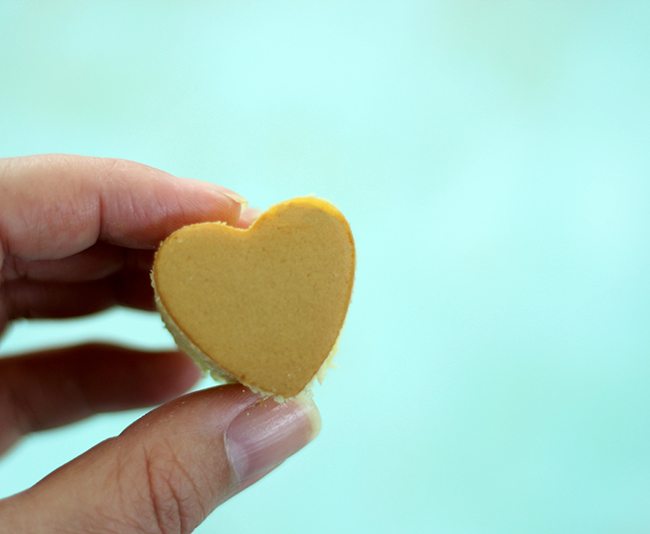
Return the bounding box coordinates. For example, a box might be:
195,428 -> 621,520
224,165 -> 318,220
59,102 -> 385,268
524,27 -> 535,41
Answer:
0,385 -> 320,533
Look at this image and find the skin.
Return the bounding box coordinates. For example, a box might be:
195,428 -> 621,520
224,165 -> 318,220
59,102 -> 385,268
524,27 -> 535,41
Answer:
0,155 -> 314,533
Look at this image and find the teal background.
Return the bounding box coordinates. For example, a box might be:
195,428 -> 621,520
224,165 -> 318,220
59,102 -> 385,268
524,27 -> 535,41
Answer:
1,2 -> 650,532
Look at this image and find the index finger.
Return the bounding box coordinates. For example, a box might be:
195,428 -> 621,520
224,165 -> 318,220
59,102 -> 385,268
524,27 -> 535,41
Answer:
0,154 -> 244,262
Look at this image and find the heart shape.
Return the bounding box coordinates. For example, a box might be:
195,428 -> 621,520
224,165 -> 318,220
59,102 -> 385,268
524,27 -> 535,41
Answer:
152,197 -> 355,398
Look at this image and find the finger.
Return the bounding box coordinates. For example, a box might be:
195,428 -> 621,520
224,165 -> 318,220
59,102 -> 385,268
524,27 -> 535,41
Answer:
2,267 -> 159,319
0,154 -> 246,262
233,207 -> 262,229
112,268 -> 158,311
1,385 -> 320,533
2,243 -> 154,283
3,279 -> 117,319
0,343 -> 201,454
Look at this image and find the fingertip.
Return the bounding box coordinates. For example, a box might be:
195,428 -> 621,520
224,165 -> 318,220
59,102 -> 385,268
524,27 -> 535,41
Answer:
234,207 -> 262,229
175,177 -> 245,229
220,189 -> 248,208
224,394 -> 321,484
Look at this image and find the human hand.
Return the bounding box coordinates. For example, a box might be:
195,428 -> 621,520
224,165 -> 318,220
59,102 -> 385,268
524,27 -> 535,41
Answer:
0,155 -> 320,533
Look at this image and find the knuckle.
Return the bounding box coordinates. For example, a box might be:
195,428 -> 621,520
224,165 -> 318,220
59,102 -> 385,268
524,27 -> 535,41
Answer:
134,440 -> 205,534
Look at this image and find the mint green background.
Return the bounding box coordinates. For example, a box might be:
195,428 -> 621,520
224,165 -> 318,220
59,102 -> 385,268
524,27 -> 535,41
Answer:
2,2 -> 650,533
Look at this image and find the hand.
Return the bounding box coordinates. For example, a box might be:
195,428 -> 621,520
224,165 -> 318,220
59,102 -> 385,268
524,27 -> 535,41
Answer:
0,155 -> 320,533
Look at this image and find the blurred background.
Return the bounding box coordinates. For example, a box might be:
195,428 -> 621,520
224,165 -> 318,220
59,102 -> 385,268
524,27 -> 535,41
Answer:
1,1 -> 650,532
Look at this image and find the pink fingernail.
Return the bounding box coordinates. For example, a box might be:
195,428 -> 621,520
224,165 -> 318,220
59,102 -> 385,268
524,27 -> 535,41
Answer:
224,397 -> 321,483
221,190 -> 248,208
182,178 -> 248,207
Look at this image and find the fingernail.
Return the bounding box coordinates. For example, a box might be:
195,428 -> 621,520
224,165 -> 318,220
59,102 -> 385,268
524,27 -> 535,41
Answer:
181,178 -> 248,215
224,397 -> 321,483
243,207 -> 262,219
221,190 -> 248,208
237,207 -> 262,229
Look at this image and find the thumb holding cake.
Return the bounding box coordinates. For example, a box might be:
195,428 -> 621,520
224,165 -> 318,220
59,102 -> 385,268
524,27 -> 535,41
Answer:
2,385 -> 319,532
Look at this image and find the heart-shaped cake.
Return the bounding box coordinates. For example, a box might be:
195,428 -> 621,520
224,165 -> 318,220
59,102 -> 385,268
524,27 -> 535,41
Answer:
152,197 -> 355,398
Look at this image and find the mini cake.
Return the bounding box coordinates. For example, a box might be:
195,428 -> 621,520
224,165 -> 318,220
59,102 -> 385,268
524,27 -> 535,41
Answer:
152,197 -> 355,398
